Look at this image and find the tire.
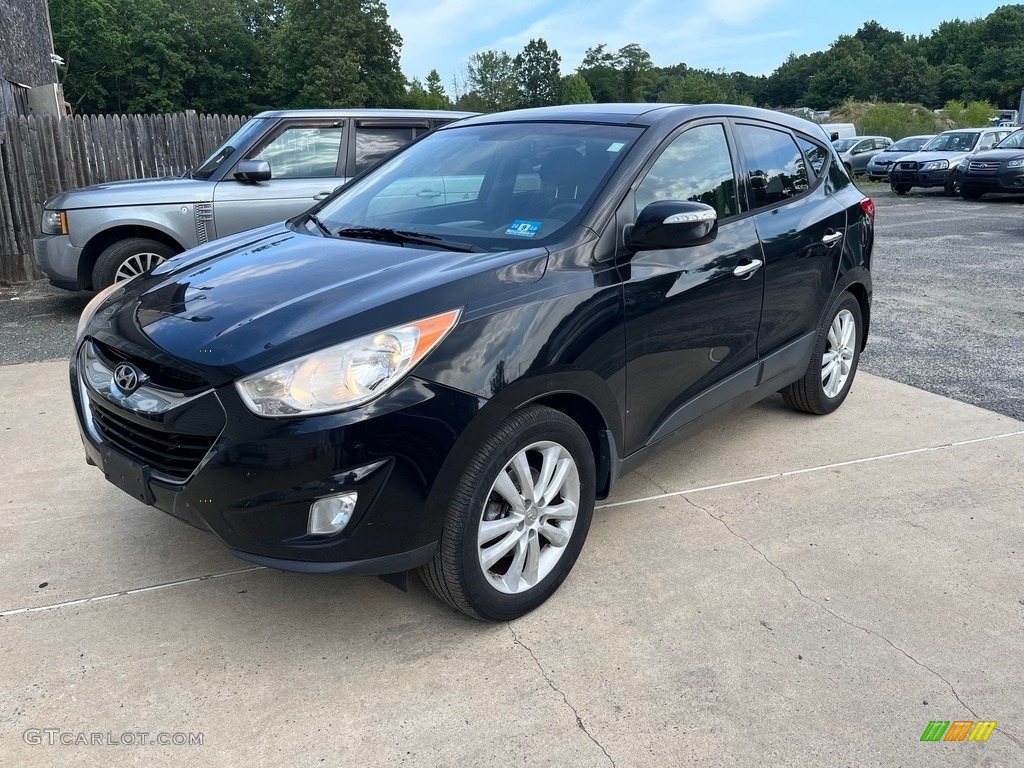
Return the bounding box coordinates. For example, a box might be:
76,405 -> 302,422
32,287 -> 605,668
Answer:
960,186 -> 983,201
891,184 -> 910,196
419,405 -> 596,621
943,174 -> 962,197
781,293 -> 863,416
92,237 -> 176,289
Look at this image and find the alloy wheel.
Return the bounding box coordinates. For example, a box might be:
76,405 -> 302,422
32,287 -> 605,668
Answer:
822,308 -> 856,398
114,252 -> 166,282
476,440 -> 580,595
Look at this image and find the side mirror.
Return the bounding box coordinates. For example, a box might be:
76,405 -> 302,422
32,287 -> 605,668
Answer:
628,201 -> 718,251
234,160 -> 271,182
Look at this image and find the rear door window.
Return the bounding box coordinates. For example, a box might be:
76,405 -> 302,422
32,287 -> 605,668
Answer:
355,126 -> 419,174
735,124 -> 809,209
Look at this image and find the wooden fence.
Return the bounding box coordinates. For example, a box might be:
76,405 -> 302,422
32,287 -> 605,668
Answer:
0,112 -> 248,284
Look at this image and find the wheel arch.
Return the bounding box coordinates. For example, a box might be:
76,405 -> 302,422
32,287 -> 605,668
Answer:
415,374 -> 622,547
78,226 -> 186,290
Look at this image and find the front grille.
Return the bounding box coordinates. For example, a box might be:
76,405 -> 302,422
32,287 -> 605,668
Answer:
897,162 -> 920,171
967,161 -> 999,173
92,339 -> 208,392
90,402 -> 216,481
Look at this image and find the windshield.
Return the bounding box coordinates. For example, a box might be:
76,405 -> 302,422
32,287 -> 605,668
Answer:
832,138 -> 859,152
923,132 -> 979,152
193,118 -> 270,179
313,121 -> 643,251
890,136 -> 931,152
995,129 -> 1024,149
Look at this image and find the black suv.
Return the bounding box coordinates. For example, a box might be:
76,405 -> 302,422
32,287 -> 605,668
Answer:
72,104 -> 874,620
958,127 -> 1024,199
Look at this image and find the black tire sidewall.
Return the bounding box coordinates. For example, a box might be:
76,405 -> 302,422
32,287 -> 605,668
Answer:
93,238 -> 175,289
809,294 -> 863,413
454,410 -> 596,621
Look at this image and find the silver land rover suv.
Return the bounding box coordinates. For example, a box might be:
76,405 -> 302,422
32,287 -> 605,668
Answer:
33,109 -> 474,290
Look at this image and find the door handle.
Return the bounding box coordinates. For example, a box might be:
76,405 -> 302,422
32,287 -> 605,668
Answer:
313,191 -> 332,200
821,231 -> 844,247
416,190 -> 443,199
733,259 -> 763,278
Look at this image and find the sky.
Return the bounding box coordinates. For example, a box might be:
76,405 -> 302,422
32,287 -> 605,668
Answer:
387,0 -> 1006,89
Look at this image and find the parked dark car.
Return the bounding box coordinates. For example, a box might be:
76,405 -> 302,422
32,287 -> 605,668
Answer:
34,109 -> 474,291
72,104 -> 874,620
865,134 -> 933,181
957,127 -> 1024,199
832,135 -> 892,176
889,127 -> 1013,195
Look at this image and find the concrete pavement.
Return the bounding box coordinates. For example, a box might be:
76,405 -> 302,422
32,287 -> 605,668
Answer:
1,361 -> 1022,767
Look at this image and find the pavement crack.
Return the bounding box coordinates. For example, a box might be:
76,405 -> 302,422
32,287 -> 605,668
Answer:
508,623 -> 616,767
679,494 -> 1024,749
634,469 -> 670,495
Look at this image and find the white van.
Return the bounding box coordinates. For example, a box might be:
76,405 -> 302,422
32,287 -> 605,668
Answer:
820,123 -> 857,141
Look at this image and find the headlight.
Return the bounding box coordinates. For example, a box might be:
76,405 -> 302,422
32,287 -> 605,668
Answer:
921,160 -> 949,171
41,210 -> 68,235
1006,159 -> 1024,168
75,279 -> 132,343
236,309 -> 462,417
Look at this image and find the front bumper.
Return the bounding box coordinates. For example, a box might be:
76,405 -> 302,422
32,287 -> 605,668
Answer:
70,341 -> 487,573
889,167 -> 952,189
33,233 -> 85,290
960,169 -> 1024,194
866,162 -> 893,181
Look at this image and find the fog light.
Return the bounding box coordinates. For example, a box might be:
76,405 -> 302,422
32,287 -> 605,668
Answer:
308,492 -> 358,536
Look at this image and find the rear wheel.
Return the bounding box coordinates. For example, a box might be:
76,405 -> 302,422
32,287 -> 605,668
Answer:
891,184 -> 910,196
92,237 -> 176,289
782,293 -> 862,415
420,405 -> 595,621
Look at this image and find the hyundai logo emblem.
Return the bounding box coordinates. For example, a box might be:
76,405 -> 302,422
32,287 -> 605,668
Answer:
112,363 -> 145,396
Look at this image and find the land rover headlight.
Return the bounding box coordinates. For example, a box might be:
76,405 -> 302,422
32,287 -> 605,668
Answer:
236,309 -> 461,417
41,209 -> 68,235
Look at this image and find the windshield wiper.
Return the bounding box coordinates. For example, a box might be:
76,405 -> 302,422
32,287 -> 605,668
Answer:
334,227 -> 485,253
180,168 -> 194,179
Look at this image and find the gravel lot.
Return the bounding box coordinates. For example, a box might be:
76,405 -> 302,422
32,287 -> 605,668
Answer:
3,185 -> 1022,420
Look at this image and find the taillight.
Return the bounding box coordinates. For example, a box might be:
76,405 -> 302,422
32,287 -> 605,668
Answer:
860,197 -> 875,222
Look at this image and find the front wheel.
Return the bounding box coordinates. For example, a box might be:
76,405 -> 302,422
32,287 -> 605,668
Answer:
944,174 -> 962,197
92,237 -> 176,289
891,184 -> 910,196
960,186 -> 983,201
420,405 -> 596,621
781,293 -> 863,415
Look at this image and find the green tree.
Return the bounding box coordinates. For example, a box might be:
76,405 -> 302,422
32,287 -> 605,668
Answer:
560,73 -> 594,104
466,50 -> 517,111
578,44 -> 621,102
271,0 -> 404,108
804,36 -> 873,109
659,73 -> 724,104
617,43 -> 653,102
425,69 -> 448,105
762,52 -> 823,107
49,0 -> 130,112
514,39 -> 562,108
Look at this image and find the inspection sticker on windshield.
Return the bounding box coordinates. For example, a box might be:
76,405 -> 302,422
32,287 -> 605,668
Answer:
506,220 -> 542,237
